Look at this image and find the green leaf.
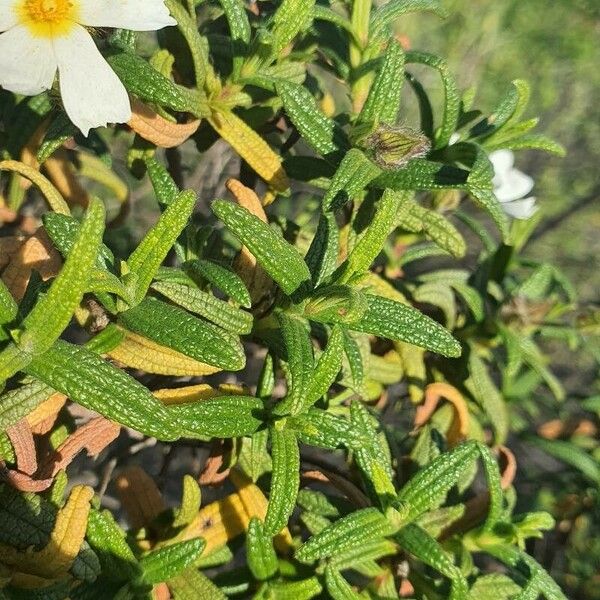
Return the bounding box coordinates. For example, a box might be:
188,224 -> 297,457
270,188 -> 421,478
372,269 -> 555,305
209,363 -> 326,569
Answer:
469,573 -> 522,600
20,199 -> 105,354
186,259 -> 251,308
273,313 -> 314,416
139,538 -> 205,585
246,517 -> 278,581
265,577 -> 322,600
493,134 -> 566,156
322,149 -> 381,211
25,340 -> 179,440
466,352 -> 509,445
173,395 -> 264,439
289,408 -> 365,450
359,40 -> 405,126
271,0 -> 316,54
168,568 -> 226,599
212,200 -> 311,295
152,280 -> 253,334
324,564 -> 362,600
218,0 -> 250,77
118,297 -> 245,371
173,475 -> 202,528
396,441 -> 479,523
304,325 -> 345,409
397,523 -> 469,599
126,190 -> 196,306
348,294 -> 461,357
86,509 -> 141,582
304,212 -> 339,287
144,156 -> 179,206
405,51 -> 459,148
107,52 -> 199,115
264,427 -> 300,536
340,189 -> 403,279
0,379 -> 54,431
375,159 -> 469,191
37,112 -> 78,164
526,438 -> 600,484
295,507 -> 395,563
370,0 -> 447,41
276,80 -> 346,156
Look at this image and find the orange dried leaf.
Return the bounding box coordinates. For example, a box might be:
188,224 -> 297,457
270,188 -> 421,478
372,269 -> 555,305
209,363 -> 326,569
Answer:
128,98 -> 201,148
44,150 -> 90,208
1,229 -> 62,301
6,420 -> 37,476
26,392 -> 67,435
415,382 -> 470,445
116,466 -> 167,529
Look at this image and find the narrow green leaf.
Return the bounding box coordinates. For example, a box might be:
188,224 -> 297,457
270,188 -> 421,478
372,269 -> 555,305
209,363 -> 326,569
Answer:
397,523 -> 469,599
273,313 -> 314,416
359,40 -> 405,126
341,189 -> 403,279
322,149 -> 381,211
276,80 -> 346,156
19,199 -> 104,354
25,340 -> 179,440
152,280 -> 253,334
304,212 -> 339,286
348,294 -> 462,357
212,200 -> 311,295
139,539 -> 205,585
295,507 -> 395,563
290,408 -> 365,450
370,0 -> 447,40
144,156 -> 179,206
264,427 -> 300,536
246,517 -> 278,581
118,296 -> 245,371
127,190 -> 196,306
304,325 -> 344,409
186,259 -> 251,307
324,564 -> 362,600
272,0 -> 316,54
173,395 -> 264,439
397,441 -> 479,523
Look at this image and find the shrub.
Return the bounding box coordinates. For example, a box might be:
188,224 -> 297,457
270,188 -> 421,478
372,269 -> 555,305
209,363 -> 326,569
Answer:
0,1 -> 593,598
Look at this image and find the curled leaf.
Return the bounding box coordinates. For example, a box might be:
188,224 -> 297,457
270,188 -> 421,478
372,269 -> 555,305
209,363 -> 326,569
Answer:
128,98 -> 201,148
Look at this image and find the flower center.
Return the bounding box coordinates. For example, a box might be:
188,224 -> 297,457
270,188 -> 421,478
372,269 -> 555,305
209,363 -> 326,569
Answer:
18,0 -> 79,37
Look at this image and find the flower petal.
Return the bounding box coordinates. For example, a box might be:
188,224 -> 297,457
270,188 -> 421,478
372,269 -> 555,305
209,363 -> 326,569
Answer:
78,0 -> 176,30
502,197 -> 537,220
0,25 -> 56,95
54,25 -> 131,136
489,149 -> 514,184
494,168 -> 535,203
0,1 -> 19,32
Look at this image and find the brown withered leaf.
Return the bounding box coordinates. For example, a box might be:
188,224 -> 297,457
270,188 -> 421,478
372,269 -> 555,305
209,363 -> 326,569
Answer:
44,149 -> 90,208
1,228 -> 62,301
0,236 -> 23,270
414,382 -> 470,446
6,420 -> 37,476
116,465 -> 167,529
128,98 -> 200,148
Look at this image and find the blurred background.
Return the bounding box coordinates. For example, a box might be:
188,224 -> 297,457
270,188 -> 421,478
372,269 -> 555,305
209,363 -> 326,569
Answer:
397,1 -> 599,597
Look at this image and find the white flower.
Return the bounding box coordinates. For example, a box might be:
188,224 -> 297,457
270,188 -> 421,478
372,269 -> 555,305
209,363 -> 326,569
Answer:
0,0 -> 175,135
489,149 -> 537,219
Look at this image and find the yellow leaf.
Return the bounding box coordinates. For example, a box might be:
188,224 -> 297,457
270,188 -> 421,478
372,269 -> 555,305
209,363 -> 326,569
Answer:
209,110 -> 289,192
0,485 -> 94,586
35,485 -> 94,577
0,160 -> 70,215
26,392 -> 67,434
153,383 -> 246,406
108,327 -> 221,376
129,98 -> 201,148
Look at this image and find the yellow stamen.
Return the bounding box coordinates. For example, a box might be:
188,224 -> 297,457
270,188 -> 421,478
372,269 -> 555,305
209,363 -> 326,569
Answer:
17,0 -> 79,38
